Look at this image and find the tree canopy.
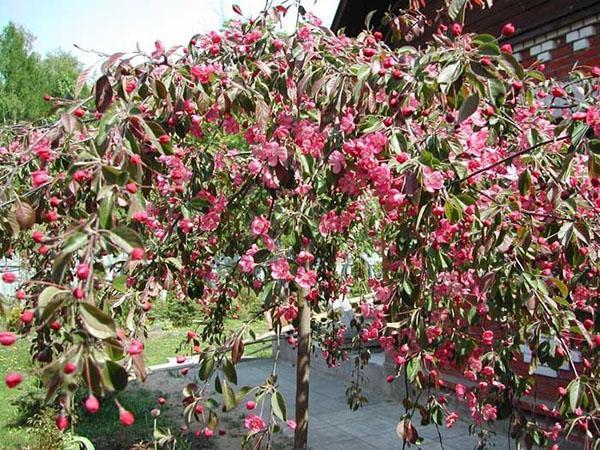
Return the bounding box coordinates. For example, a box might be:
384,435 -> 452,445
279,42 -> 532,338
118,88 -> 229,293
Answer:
0,3 -> 599,449
0,22 -> 80,123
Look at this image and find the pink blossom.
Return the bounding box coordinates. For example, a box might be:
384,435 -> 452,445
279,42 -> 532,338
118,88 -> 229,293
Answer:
151,40 -> 165,59
455,383 -> 466,399
31,170 -> 49,187
482,330 -> 494,346
190,64 -> 218,83
422,166 -> 444,192
279,303 -> 298,321
260,142 -> 287,167
244,414 -> 266,433
2,272 -> 16,284
128,339 -> 144,356
340,112 -> 355,135
586,107 -> 600,137
328,150 -> 346,174
445,412 -> 460,428
482,404 -> 497,421
295,267 -> 317,289
239,255 -> 256,273
270,258 -> 292,280
318,211 -> 339,236
251,215 -> 270,236
295,251 -> 314,265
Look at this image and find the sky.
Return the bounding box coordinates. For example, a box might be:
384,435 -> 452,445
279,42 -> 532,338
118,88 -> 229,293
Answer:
0,0 -> 338,68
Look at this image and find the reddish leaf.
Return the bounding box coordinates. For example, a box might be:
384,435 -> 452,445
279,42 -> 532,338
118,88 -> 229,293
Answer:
95,75 -> 113,113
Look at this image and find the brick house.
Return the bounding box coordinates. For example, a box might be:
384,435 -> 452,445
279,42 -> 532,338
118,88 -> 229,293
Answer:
332,0 -> 600,79
329,0 -> 594,406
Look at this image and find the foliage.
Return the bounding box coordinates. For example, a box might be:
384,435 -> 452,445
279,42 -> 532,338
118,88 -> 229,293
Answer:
0,23 -> 80,123
0,2 -> 599,449
150,292 -> 205,329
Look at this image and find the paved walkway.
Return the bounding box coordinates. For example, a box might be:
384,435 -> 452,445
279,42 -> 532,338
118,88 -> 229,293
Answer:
227,358 -> 509,450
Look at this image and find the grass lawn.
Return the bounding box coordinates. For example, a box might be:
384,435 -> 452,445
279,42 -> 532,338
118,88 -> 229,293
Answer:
0,339 -> 34,449
145,318 -> 271,366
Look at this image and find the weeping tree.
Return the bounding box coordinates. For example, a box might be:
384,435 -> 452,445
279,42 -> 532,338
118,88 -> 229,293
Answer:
0,1 -> 599,449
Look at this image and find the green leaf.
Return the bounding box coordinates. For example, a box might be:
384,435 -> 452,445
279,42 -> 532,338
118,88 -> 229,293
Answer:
499,53 -> 525,79
39,298 -> 64,323
103,360 -> 128,391
472,34 -> 496,45
223,358 -> 238,385
437,62 -> 462,91
557,223 -> 573,246
235,385 -> 255,403
444,198 -> 463,222
199,354 -> 215,381
108,226 -> 143,253
112,275 -> 128,293
102,166 -> 129,186
52,252 -> 72,284
80,303 -> 117,340
62,232 -> 88,254
571,123 -> 589,150
222,379 -> 236,411
487,79 -> 506,106
548,278 -> 568,298
253,249 -> 270,264
38,286 -> 61,308
518,170 -> 531,195
457,92 -> 479,124
271,391 -> 287,421
448,0 -> 468,20
407,356 -> 421,383
568,379 -> 581,412
478,43 -> 501,56
99,191 -> 114,229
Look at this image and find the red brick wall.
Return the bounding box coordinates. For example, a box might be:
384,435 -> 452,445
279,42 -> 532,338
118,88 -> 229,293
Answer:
515,21 -> 600,79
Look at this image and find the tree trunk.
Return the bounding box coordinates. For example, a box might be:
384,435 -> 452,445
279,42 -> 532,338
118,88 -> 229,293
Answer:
293,290 -> 311,449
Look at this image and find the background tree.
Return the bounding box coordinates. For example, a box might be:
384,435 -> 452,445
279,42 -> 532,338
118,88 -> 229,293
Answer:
0,23 -> 80,123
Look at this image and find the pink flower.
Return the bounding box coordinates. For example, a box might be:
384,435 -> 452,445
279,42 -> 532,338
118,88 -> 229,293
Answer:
190,64 -> 217,83
128,339 -> 144,356
328,150 -> 346,174
445,412 -> 460,428
482,403 -> 497,421
2,272 -> 16,284
76,263 -> 90,280
318,211 -> 339,236
286,419 -> 296,430
455,383 -> 466,399
501,23 -> 516,37
239,255 -> 256,273
0,331 -> 17,346
482,330 -> 494,346
31,170 -> 49,187
271,258 -> 292,281
295,251 -> 314,265
151,40 -> 165,59
422,166 -> 444,192
131,247 -> 145,261
251,215 -> 270,236
586,107 -> 600,137
5,372 -> 23,388
244,414 -> 266,433
295,267 -> 317,289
